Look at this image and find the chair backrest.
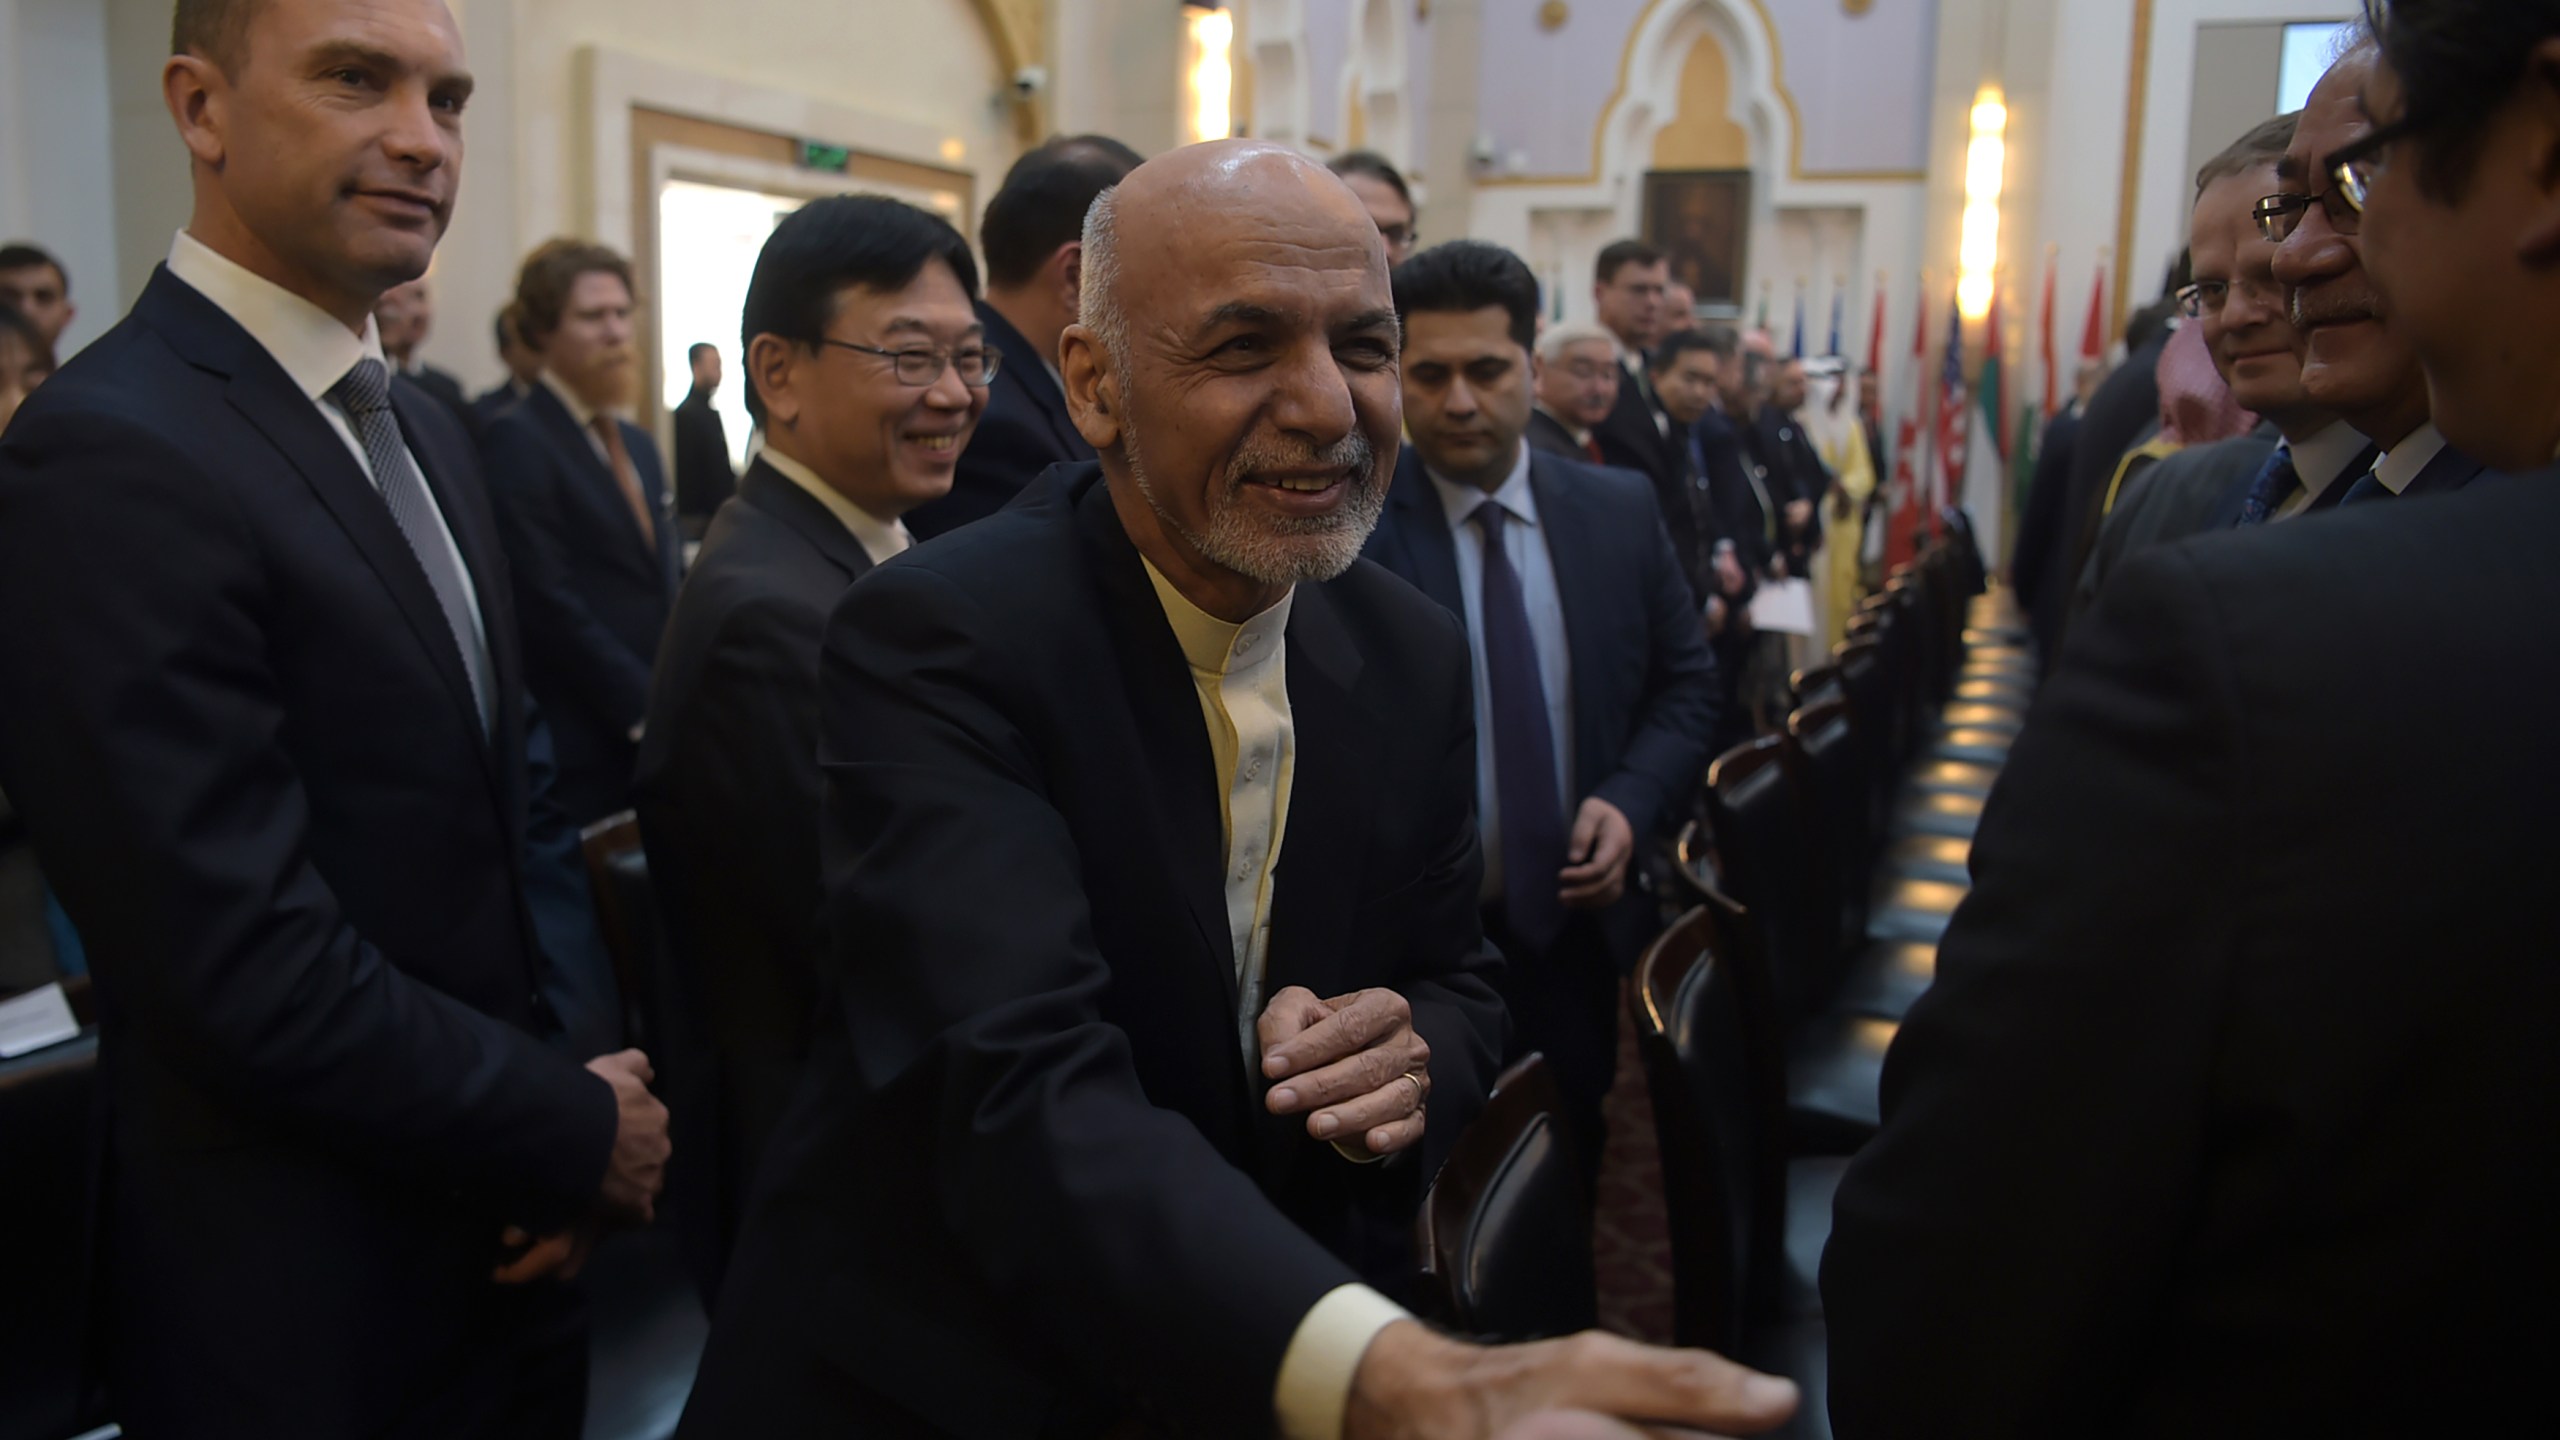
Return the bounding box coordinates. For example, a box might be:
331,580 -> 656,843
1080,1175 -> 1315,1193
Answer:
1632,905 -> 1785,1353
578,810 -> 665,1051
1788,662 -> 1843,716
0,1032 -> 105,1440
1786,694 -> 1870,971
1415,1053 -> 1597,1341
1834,637 -> 1894,849
1702,737 -> 1831,1025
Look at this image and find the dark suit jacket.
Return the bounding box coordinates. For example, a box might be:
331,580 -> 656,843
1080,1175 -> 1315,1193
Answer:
1361,444 -> 1718,943
678,462 -> 1507,1439
633,457 -> 873,1298
0,269 -> 619,1437
2008,403 -> 2082,612
2043,332 -> 2168,657
482,381 -> 680,822
401,359 -> 473,430
1757,402 -> 1829,566
2336,436 -> 2493,505
1525,406 -> 1591,462
671,388 -> 737,530
471,378 -> 529,435
1694,405 -> 1782,577
903,301 -> 1092,540
1595,356 -> 1678,494
1822,473 -> 2560,1436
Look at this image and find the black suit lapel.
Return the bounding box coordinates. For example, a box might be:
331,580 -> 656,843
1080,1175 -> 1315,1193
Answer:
1529,452 -> 1605,802
1265,582 -> 1379,1006
1073,479 -> 1239,1008
524,385 -> 664,580
1385,449 -> 1466,617
143,273 -> 497,760
982,301 -> 1088,459
739,458 -> 877,582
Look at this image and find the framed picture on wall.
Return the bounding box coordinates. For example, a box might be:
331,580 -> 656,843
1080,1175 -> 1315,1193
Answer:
1642,169 -> 1752,313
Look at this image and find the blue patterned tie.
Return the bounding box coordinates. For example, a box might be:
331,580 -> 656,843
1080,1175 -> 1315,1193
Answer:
2233,444 -> 2301,527
329,359 -> 493,729
1472,504 -> 1569,950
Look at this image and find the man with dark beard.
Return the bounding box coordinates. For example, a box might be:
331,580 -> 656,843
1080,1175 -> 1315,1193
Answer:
678,141 -> 1798,1440
482,239 -> 680,823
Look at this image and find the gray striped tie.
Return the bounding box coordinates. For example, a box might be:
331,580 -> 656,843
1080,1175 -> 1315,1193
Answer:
328,359 -> 493,730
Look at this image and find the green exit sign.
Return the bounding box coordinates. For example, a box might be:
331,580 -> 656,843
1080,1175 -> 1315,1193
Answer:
797,141 -> 851,173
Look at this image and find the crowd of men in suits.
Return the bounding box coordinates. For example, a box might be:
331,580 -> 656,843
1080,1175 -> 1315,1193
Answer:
0,0 -> 2551,1434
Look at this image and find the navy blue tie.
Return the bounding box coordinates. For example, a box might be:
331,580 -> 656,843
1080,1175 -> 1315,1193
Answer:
2233,444 -> 2300,527
1472,504 -> 1569,951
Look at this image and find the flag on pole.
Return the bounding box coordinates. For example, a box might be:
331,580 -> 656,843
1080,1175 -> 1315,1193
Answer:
1966,288 -> 2009,563
1790,282 -> 1807,359
1884,275 -> 1931,571
1754,281 -> 1771,335
1934,286 -> 1970,539
1866,273 -> 1887,370
2080,253 -> 2110,363
2038,246 -> 2060,419
1827,278 -> 1845,358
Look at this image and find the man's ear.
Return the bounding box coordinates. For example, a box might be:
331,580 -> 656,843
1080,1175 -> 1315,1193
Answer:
2519,39 -> 2560,267
746,333 -> 798,429
1059,323 -> 1120,451
1053,242 -> 1085,316
164,54 -> 227,170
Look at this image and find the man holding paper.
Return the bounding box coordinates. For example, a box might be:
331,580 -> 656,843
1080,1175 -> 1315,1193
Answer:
1363,239 -> 1719,1190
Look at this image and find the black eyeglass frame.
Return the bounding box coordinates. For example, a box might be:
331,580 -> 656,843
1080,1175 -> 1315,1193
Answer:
2324,110 -> 2431,215
818,338 -> 1001,388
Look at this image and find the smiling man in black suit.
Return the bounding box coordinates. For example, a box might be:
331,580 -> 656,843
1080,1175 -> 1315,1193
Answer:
0,0 -> 668,1434
678,141 -> 1795,1440
636,194 -> 988,1299
903,133 -> 1140,540
481,238 -> 681,823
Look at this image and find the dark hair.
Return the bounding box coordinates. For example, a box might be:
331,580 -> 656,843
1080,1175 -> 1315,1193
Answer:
1595,239 -> 1665,286
1696,324 -> 1743,362
981,134 -> 1143,289
1390,241 -> 1539,353
513,239 -> 636,346
2196,112 -> 2299,198
492,302 -> 518,354
2369,0 -> 2560,199
688,342 -> 717,365
170,0 -> 257,73
0,303 -> 55,374
1648,328 -> 1719,374
738,193 -> 981,426
0,242 -> 66,294
1326,150 -> 1413,208
2126,294 -> 2183,353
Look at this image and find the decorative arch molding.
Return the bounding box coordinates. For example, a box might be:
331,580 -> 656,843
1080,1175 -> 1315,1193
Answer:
1241,0 -> 1314,149
1339,0 -> 1410,166
964,0 -> 1048,141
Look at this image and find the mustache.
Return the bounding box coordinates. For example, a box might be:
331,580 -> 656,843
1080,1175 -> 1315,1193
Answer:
1224,429 -> 1378,489
2289,281 -> 2380,330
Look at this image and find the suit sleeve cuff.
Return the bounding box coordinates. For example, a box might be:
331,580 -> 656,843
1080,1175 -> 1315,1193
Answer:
1273,1283 -> 1410,1440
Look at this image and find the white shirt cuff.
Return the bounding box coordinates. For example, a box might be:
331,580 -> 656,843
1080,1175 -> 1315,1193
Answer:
1273,1283 -> 1411,1440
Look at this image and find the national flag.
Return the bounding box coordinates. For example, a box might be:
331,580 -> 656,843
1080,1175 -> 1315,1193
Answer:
1866,274 -> 1887,370
1935,287 -> 1970,540
1790,283 -> 1806,359
1827,279 -> 1844,358
1754,281 -> 1771,335
1966,287 -> 2009,562
2080,254 -> 2109,363
1884,276 -> 1932,571
2009,400 -> 2039,560
2038,246 -> 2060,419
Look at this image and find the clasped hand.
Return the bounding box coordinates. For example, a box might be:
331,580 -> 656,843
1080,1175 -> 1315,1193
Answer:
492,1048 -> 671,1284
1259,986 -> 1431,1157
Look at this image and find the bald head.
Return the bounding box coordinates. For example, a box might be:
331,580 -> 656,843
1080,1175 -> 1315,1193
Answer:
1063,140 -> 1404,622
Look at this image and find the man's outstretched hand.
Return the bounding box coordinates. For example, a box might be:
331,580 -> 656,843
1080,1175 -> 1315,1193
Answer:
1259,986 -> 1431,1157
1345,1322 -> 1798,1440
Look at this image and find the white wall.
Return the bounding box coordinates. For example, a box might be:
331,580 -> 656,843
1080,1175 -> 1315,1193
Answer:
0,0 -> 124,357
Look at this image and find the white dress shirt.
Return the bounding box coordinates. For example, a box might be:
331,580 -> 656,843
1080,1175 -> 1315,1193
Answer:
2271,419 -> 2374,520
2371,421 -> 2451,496
1136,559 -> 1408,1440
164,231 -> 491,681
757,447 -> 913,566
1621,349 -> 1670,438
1427,448 -> 1575,902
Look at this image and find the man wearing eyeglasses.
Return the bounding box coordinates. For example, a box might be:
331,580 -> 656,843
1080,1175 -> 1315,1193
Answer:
634,195 -> 988,1300
2074,113 -> 2377,617
2263,36 -> 2494,505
